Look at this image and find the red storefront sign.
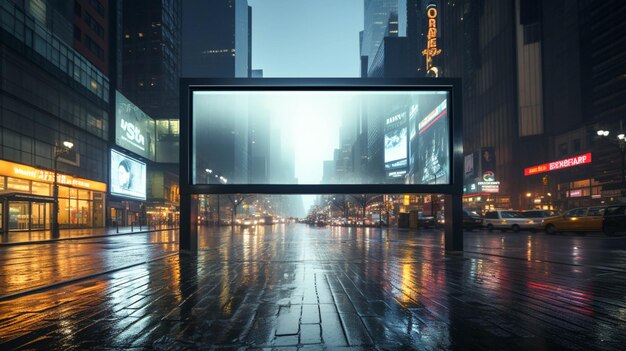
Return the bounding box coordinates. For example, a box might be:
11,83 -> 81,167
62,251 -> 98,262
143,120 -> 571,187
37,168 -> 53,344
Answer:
524,153 -> 592,176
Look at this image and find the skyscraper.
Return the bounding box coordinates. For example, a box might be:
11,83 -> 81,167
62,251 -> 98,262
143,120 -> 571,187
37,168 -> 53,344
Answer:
122,0 -> 181,119
182,0 -> 251,78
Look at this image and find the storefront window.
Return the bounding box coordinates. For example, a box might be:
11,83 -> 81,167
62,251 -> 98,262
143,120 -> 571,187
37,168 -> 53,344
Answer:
58,198 -> 71,226
0,176 -> 5,190
9,202 -> 29,230
59,185 -> 70,198
77,200 -> 91,227
32,182 -> 51,196
78,189 -> 91,200
7,177 -> 30,192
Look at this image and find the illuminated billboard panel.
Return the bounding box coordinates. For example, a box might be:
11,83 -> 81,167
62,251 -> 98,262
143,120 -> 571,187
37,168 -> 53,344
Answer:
192,90 -> 451,185
384,110 -> 408,179
110,149 -> 147,200
413,99 -> 449,184
115,91 -> 156,161
524,153 -> 592,176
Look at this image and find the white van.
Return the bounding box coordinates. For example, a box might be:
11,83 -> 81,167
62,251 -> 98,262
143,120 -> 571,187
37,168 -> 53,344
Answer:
482,210 -> 540,232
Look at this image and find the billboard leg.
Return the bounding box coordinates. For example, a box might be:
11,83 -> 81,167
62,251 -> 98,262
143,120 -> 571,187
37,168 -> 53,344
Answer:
444,194 -> 463,252
180,193 -> 198,252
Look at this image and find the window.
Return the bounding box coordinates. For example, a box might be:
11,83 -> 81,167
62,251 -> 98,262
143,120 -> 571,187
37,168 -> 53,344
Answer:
73,25 -> 81,40
89,0 -> 104,16
572,139 -> 581,152
501,211 -> 521,218
566,208 -> 586,217
83,12 -> 104,38
84,35 -> 103,59
558,143 -> 568,157
587,207 -> 605,216
485,211 -> 498,219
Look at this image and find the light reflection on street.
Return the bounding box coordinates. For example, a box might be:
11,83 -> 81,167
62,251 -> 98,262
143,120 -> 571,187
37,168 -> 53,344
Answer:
0,226 -> 625,350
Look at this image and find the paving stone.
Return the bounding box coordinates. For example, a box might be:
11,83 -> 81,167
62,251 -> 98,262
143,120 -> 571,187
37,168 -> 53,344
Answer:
301,304 -> 320,324
275,305 -> 301,336
319,304 -> 348,347
300,324 -> 322,344
338,313 -> 373,346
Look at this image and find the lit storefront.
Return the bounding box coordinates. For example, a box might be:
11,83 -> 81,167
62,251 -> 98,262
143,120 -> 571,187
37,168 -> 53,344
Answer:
0,160 -> 107,232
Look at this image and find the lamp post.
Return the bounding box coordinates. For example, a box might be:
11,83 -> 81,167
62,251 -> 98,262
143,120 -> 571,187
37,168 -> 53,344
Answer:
597,126 -> 626,198
52,141 -> 74,238
204,168 -> 227,225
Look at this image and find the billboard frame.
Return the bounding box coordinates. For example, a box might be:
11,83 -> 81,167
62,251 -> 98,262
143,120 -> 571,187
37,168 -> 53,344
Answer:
179,78 -> 463,252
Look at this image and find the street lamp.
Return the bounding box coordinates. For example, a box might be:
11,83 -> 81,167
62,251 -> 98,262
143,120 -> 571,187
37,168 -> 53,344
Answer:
597,125 -> 626,197
52,141 -> 74,238
204,168 -> 227,225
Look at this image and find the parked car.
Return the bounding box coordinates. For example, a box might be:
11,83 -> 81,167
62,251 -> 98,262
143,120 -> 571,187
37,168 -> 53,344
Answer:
482,210 -> 539,232
602,205 -> 626,236
463,209 -> 483,231
417,212 -> 436,228
542,206 -> 605,235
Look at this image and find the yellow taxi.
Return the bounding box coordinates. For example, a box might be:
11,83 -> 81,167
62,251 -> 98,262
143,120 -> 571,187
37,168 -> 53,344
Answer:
542,206 -> 605,235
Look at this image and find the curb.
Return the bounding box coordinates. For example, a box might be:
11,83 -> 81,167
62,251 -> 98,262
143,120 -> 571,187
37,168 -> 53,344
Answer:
0,227 -> 180,247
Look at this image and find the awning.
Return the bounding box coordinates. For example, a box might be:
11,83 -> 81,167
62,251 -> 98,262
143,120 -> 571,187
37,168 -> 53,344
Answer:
0,191 -> 55,203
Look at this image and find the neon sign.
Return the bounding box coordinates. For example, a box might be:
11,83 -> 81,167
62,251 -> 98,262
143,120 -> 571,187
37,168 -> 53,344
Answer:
422,4 -> 442,75
524,153 -> 592,176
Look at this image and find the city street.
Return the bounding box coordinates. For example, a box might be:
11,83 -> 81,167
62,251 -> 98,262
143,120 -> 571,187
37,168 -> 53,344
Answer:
0,225 -> 625,350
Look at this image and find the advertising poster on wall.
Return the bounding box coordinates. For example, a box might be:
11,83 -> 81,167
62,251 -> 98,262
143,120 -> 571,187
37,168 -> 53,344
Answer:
115,91 -> 156,161
415,99 -> 449,184
384,110 -> 408,179
110,149 -> 147,200
464,152 -> 477,180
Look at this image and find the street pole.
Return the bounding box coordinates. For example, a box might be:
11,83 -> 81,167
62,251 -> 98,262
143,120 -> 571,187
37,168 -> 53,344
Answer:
619,147 -> 626,199
52,151 -> 60,239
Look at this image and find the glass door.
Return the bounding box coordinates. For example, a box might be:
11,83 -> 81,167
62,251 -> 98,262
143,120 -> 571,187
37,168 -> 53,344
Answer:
30,202 -> 49,230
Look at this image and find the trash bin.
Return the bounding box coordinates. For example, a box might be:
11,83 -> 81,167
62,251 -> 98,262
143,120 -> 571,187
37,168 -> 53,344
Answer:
398,212 -> 410,228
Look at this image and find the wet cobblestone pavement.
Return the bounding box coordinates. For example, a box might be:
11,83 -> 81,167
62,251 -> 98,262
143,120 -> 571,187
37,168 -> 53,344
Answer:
1,224 -> 625,350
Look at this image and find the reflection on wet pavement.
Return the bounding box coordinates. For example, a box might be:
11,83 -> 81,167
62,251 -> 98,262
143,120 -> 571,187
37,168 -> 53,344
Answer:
0,224 -> 625,350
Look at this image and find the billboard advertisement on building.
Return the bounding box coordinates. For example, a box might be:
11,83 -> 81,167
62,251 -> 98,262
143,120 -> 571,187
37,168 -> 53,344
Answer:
384,110 -> 408,179
414,98 -> 449,184
480,147 -> 496,182
115,91 -> 156,161
110,149 -> 147,200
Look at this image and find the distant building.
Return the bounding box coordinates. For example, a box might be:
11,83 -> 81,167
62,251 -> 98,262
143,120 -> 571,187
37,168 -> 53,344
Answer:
122,0 -> 181,119
182,0 -> 251,78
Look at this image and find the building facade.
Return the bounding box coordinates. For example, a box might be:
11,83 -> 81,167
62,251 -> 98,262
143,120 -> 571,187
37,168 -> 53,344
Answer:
441,0 -> 626,211
1,0 -> 110,232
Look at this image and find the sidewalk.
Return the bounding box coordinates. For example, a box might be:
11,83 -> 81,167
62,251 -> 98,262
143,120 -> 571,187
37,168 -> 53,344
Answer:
0,225 -> 178,245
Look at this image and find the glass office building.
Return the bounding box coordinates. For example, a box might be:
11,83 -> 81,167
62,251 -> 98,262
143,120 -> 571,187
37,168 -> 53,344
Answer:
1,1 -> 110,233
